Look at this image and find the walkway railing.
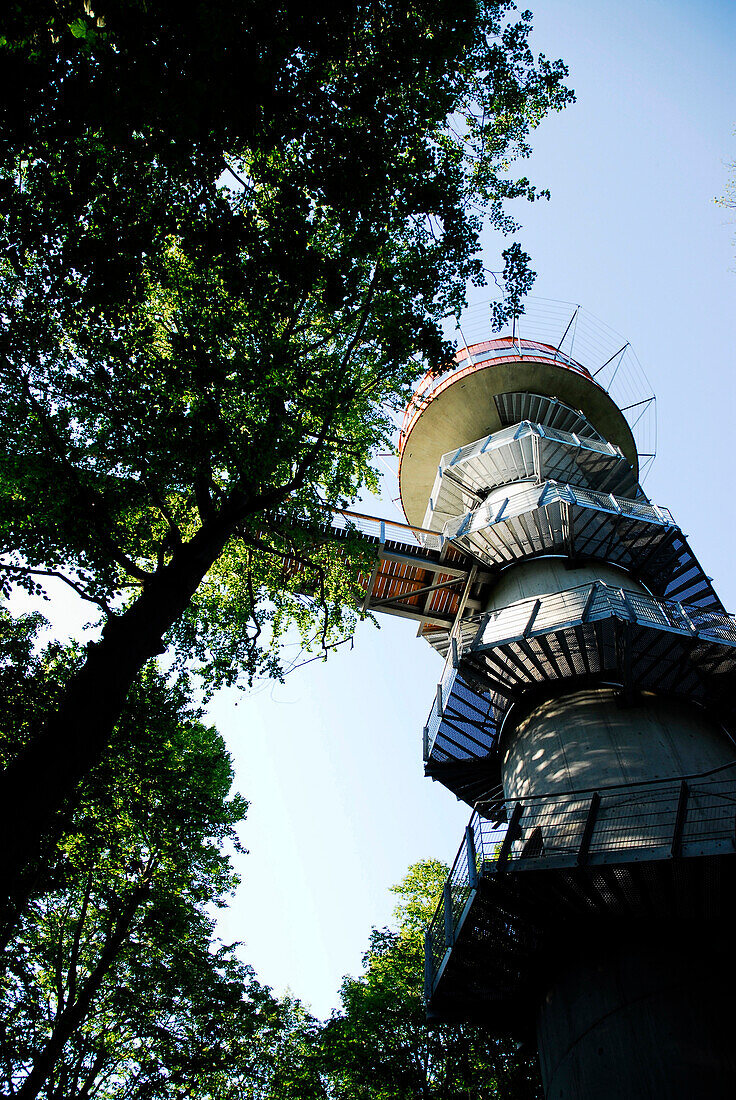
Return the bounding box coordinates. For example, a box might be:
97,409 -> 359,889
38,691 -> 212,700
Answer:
467,581 -> 736,653
438,420 -> 622,476
425,765 -> 736,995
400,340 -> 598,447
314,507 -> 444,552
443,480 -> 674,541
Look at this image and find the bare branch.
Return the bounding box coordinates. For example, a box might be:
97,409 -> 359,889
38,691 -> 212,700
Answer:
0,563 -> 116,616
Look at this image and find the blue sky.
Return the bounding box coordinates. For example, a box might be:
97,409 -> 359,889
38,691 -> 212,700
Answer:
15,0 -> 736,1020
211,0 -> 736,1019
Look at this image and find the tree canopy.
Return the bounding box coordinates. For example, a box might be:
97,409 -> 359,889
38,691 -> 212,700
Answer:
320,860 -> 542,1100
0,618 -> 541,1097
0,0 -> 572,901
0,611 -> 326,1100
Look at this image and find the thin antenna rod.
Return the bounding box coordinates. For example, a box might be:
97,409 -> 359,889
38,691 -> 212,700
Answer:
592,343 -> 628,379
554,306 -> 579,361
620,397 -> 654,412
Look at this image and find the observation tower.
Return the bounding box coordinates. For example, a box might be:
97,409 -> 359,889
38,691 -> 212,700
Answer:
301,300 -> 736,1097
401,304 -> 736,1099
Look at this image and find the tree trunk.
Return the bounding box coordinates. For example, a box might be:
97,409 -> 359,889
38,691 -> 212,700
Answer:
0,515 -> 233,912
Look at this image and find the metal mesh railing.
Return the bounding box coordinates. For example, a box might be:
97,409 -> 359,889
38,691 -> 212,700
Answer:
495,392 -> 605,441
326,508 -> 444,552
424,649 -> 461,755
438,421 -> 622,476
401,339 -> 597,450
425,765 -> 736,994
443,481 -> 674,542
426,424 -> 638,529
426,299 -> 657,474
468,582 -> 736,654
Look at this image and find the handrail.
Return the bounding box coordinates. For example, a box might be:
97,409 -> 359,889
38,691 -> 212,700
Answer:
425,767 -> 736,999
474,757 -> 736,807
330,507 -> 441,543
443,480 -> 674,542
400,345 -> 601,445
464,581 -> 736,653
436,420 -> 623,475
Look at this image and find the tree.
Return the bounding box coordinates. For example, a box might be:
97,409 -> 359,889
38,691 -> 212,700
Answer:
0,612 -> 325,1100
319,860 -> 542,1100
717,156 -> 735,211
0,1 -> 573,897
717,149 -> 735,264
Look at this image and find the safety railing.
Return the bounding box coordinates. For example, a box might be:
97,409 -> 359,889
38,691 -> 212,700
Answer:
437,421 -> 622,478
453,338 -> 588,373
425,765 -> 736,995
324,508 -> 444,552
423,644 -> 463,757
443,481 -> 674,542
426,425 -> 638,530
467,582 -> 736,655
401,339 -> 597,446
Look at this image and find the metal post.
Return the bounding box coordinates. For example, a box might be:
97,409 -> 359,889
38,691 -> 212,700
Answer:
443,881 -> 454,947
495,497 -> 509,522
424,931 -> 433,1001
496,801 -> 523,870
577,792 -> 601,865
524,598 -> 542,637
532,431 -> 542,483
678,603 -> 699,636
457,512 -> 472,537
581,582 -> 598,623
618,587 -> 637,622
671,781 -> 689,858
466,824 -> 478,888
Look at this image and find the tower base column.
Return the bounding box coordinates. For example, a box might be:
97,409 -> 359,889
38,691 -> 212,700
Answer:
536,927 -> 736,1100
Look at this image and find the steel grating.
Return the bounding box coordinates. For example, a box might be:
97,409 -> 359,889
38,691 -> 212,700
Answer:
423,667 -> 499,764
424,422 -> 641,529
427,857 -> 736,1029
441,481 -> 721,611
463,583 -> 736,715
421,584 -> 736,810
278,507 -> 491,628
494,391 -> 605,440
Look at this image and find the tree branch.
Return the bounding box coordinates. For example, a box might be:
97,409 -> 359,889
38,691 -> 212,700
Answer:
0,352 -> 152,584
0,563 -> 115,616
243,264 -> 382,515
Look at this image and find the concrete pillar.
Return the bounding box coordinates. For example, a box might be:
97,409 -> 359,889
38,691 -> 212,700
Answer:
502,687 -> 735,800
500,685 -> 735,873
537,927 -> 736,1099
500,681 -> 736,1100
484,557 -> 647,613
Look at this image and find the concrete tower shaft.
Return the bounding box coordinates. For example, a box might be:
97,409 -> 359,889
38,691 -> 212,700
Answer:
412,325 -> 736,1099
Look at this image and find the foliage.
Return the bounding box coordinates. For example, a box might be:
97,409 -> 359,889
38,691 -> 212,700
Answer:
717,149 -> 736,264
0,611 -> 324,1100
319,860 -> 542,1100
0,0 -> 572,676
717,155 -> 735,211
0,0 -> 572,896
